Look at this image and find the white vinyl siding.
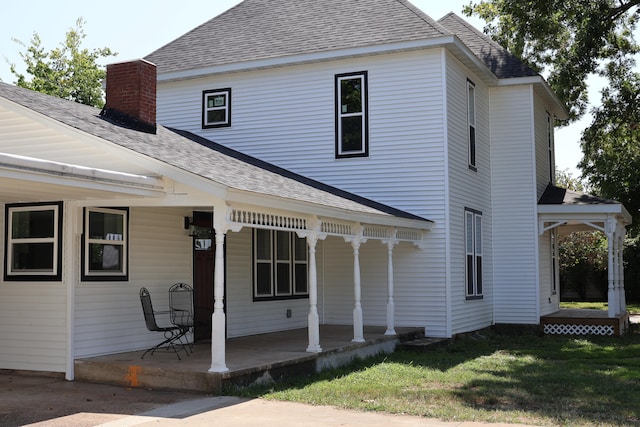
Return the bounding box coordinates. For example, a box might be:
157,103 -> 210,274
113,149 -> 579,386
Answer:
490,85 -> 539,324
157,49 -> 450,337
534,96 -> 554,196
444,52 -> 493,335
74,207 -> 193,357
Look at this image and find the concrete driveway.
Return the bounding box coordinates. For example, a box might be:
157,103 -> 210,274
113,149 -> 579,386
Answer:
1,372 -> 534,427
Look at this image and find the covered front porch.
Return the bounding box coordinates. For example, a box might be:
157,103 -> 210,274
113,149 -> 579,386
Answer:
538,185 -> 632,335
74,325 -> 424,394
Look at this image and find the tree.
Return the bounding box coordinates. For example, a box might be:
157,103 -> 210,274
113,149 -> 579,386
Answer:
579,60 -> 640,231
555,168 -> 587,192
8,18 -> 116,108
463,0 -> 640,122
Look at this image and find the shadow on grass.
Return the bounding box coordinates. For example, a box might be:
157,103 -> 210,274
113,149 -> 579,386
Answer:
228,325 -> 640,426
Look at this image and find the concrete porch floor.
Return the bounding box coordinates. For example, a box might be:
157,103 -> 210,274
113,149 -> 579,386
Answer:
75,325 -> 424,394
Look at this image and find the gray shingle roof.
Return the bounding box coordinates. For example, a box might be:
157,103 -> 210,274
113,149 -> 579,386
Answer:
538,184 -> 619,206
0,82 -> 429,223
145,0 -> 451,74
438,13 -> 538,79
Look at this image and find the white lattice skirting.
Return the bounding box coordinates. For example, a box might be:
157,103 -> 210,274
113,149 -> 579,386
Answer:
543,323 -> 614,336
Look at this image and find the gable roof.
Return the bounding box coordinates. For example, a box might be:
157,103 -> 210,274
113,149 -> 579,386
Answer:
145,0 -> 450,74
0,82 -> 431,226
437,13 -> 538,79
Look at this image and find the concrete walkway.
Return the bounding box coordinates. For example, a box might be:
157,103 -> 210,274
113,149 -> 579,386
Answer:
27,396 -> 537,427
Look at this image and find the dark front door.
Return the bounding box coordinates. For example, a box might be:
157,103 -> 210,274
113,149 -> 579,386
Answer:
191,211 -> 215,341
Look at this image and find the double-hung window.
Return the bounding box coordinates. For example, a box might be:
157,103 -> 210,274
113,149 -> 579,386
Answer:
467,80 -> 477,170
4,202 -> 62,281
336,71 -> 368,158
82,207 -> 128,281
202,88 -> 231,128
465,209 -> 483,299
254,229 -> 308,300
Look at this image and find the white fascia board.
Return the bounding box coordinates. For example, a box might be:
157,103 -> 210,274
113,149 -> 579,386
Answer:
538,204 -> 624,215
157,36 -> 458,82
0,152 -> 163,190
0,166 -> 161,198
225,188 -> 433,231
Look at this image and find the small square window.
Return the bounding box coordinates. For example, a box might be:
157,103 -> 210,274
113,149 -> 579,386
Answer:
4,202 -> 63,281
82,207 -> 129,281
203,88 -> 231,128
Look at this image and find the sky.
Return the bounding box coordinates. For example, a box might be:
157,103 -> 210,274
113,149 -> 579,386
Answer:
0,0 -> 601,177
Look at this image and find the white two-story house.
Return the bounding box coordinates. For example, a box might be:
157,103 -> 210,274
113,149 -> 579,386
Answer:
0,0 -> 630,381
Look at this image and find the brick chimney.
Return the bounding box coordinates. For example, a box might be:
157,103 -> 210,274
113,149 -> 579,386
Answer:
102,59 -> 157,134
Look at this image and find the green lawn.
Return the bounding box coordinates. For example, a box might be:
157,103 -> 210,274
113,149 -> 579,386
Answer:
561,301 -> 640,313
229,326 -> 640,426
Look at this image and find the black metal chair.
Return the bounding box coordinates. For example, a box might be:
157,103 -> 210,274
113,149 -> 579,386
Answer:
169,283 -> 194,353
139,287 -> 184,360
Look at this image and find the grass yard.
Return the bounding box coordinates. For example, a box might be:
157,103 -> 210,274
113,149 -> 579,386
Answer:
229,326 -> 640,426
561,300 -> 640,313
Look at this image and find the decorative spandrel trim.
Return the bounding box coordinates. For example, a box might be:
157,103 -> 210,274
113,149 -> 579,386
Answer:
224,206 -> 425,245
229,208 -> 307,231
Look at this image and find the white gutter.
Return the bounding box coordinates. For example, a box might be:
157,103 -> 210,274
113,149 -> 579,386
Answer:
0,152 -> 164,190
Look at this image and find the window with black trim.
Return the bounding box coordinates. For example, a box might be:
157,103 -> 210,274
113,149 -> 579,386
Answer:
465,209 -> 483,299
4,202 -> 63,281
253,229 -> 308,300
82,207 -> 128,281
467,80 -> 477,170
202,88 -> 231,128
335,71 -> 368,158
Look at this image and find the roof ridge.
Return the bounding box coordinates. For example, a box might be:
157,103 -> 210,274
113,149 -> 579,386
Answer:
397,0 -> 452,36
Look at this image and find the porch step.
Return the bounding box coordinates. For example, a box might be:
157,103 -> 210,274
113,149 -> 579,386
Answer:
397,337 -> 449,351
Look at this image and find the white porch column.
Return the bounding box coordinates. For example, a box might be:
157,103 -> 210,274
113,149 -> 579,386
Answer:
346,224 -> 366,343
618,226 -> 627,314
384,229 -> 398,336
307,237 -> 322,352
299,217 -> 325,353
209,231 -> 229,373
606,217 -> 618,318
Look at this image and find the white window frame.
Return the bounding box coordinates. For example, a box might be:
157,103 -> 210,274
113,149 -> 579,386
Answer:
253,229 -> 308,300
203,88 -> 231,128
82,207 -> 128,281
467,80 -> 477,170
336,71 -> 368,158
5,203 -> 62,280
465,209 -> 483,299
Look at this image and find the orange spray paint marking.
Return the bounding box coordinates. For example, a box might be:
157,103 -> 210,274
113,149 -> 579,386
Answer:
124,365 -> 142,387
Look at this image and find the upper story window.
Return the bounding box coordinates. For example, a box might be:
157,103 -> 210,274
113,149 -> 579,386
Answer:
335,71 -> 368,158
253,229 -> 308,301
465,208 -> 483,299
202,88 -> 231,128
82,207 -> 129,281
467,80 -> 477,170
4,202 -> 63,281
547,112 -> 554,183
